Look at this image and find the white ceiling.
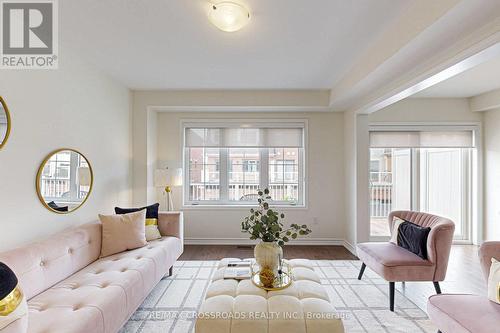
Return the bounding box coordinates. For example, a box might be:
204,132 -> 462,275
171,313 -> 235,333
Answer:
60,0 -> 413,90
414,54 -> 500,98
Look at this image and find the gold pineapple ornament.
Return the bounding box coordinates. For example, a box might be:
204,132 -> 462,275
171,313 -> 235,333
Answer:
259,266 -> 275,288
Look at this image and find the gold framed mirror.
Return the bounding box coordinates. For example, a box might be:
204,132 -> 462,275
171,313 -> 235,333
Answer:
0,96 -> 12,150
36,149 -> 94,214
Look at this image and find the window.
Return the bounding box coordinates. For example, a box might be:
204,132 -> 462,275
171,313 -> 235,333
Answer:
40,151 -> 90,202
269,149 -> 300,201
229,148 -> 260,201
184,123 -> 305,206
188,147 -> 220,201
368,127 -> 477,241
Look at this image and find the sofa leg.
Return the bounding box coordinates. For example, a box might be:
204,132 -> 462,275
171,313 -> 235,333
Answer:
358,263 -> 366,280
433,281 -> 442,294
168,266 -> 173,277
389,282 -> 395,312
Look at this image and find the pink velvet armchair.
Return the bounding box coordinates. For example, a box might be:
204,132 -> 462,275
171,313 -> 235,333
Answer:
427,241 -> 500,333
357,211 -> 455,311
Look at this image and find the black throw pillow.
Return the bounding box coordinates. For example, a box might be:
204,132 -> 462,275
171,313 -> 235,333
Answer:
397,221 -> 431,260
114,203 -> 159,219
47,201 -> 69,212
0,262 -> 18,300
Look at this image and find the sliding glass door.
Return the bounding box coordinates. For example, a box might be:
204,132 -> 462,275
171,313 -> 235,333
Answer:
369,148 -> 411,236
419,148 -> 470,240
369,128 -> 476,241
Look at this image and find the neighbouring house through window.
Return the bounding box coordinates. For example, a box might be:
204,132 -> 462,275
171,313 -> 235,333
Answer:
183,122 -> 306,206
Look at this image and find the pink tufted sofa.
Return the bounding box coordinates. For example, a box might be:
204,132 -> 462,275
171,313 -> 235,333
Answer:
0,212 -> 183,333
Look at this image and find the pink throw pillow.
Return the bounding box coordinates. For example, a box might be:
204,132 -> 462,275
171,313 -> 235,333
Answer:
99,209 -> 147,257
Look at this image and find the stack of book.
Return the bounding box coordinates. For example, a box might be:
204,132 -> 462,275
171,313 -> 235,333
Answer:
223,260 -> 252,279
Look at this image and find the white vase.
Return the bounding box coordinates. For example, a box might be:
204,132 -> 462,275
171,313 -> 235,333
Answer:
254,241 -> 283,271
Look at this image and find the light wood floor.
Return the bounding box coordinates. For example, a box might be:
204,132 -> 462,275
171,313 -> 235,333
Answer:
179,244 -> 484,311
397,244 -> 485,310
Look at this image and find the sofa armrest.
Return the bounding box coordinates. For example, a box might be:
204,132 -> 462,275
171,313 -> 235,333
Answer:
158,212 -> 184,241
479,241 -> 500,281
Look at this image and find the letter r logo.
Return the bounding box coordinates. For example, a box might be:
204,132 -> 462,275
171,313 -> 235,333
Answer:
2,1 -> 53,54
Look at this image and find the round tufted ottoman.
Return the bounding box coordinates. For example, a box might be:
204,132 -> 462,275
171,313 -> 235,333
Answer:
195,258 -> 344,333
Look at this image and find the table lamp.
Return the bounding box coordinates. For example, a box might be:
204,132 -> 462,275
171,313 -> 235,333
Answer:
78,167 -> 92,187
154,168 -> 182,211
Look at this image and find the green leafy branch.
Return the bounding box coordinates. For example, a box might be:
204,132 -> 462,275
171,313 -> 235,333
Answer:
241,188 -> 312,246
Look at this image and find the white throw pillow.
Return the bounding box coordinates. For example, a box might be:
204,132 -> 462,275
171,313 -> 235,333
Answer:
389,217 -> 405,244
488,257 -> 500,304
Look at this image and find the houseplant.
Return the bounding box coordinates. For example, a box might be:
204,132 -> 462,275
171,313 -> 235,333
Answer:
241,188 -> 311,272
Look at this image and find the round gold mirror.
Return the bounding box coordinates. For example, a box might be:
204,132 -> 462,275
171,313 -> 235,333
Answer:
36,149 -> 93,214
0,96 -> 12,150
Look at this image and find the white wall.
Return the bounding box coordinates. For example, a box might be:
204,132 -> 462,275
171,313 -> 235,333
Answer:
343,111 -> 369,252
343,111 -> 357,248
484,108 -> 500,240
132,90 -> 331,206
0,49 -> 132,251
369,98 -> 483,123
131,90 -> 345,244
155,111 -> 345,243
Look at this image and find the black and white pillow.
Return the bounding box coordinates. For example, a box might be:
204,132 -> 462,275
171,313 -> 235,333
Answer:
47,201 -> 69,212
390,217 -> 431,260
115,203 -> 161,241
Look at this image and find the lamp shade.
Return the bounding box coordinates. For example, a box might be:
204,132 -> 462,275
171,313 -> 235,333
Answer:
154,168 -> 183,187
172,168 -> 183,187
78,167 -> 92,187
154,169 -> 170,187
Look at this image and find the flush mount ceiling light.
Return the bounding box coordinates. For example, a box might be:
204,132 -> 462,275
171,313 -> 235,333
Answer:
208,2 -> 250,32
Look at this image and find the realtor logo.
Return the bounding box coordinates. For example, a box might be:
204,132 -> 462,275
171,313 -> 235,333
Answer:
1,0 -> 58,69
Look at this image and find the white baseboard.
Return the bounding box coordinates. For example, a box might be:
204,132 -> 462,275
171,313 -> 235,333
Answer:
342,240 -> 357,256
184,237 -> 355,249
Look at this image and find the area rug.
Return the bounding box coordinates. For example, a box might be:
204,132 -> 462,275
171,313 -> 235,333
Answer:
120,260 -> 437,333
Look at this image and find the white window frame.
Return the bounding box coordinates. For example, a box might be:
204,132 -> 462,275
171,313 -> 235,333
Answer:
181,119 -> 308,208
368,122 -> 481,244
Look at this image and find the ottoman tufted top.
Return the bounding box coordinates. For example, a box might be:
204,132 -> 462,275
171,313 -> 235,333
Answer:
196,258 -> 345,333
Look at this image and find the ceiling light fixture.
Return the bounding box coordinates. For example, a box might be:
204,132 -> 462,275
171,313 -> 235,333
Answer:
208,2 -> 250,32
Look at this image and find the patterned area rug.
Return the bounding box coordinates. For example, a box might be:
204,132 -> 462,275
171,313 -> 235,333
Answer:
121,260 -> 437,333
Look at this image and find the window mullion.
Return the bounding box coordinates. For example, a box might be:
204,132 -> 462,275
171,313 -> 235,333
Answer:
220,148 -> 228,202
184,148 -> 189,204
69,153 -> 78,201
260,148 -> 269,191
412,148 -> 420,212
299,148 -> 304,205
